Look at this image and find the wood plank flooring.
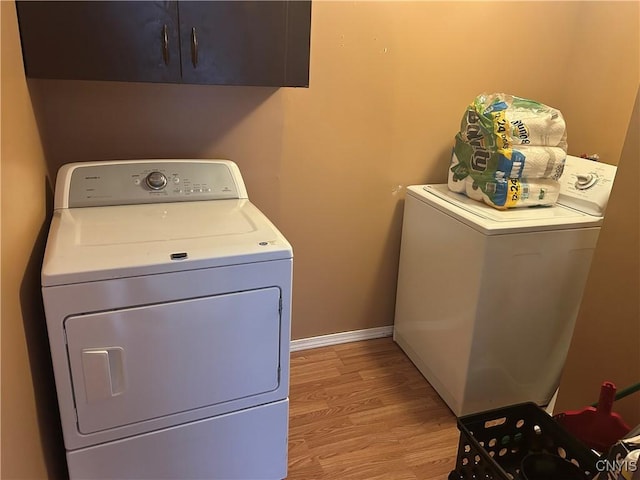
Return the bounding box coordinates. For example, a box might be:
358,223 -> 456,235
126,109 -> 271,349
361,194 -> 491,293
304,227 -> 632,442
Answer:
287,337 -> 460,479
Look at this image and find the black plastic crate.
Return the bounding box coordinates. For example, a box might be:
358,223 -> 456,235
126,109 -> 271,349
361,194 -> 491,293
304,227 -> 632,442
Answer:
448,402 -> 600,479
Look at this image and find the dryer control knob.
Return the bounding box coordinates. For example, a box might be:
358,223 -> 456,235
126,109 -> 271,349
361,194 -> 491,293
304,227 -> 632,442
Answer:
146,171 -> 168,190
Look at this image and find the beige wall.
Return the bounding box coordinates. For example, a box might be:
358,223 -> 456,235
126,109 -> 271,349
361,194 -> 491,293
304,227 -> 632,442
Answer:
556,88 -> 640,426
560,1 -> 640,164
1,2 -> 66,479
1,1 -> 638,477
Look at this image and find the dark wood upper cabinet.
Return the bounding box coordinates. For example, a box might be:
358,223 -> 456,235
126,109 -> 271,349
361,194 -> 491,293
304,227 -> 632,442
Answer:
16,1 -> 311,87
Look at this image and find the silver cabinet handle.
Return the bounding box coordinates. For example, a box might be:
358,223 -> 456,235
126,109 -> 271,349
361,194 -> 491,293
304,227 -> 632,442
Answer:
162,24 -> 169,65
191,27 -> 198,68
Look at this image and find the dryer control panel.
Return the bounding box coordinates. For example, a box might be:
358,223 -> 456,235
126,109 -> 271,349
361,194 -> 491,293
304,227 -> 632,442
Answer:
558,155 -> 617,216
55,160 -> 249,208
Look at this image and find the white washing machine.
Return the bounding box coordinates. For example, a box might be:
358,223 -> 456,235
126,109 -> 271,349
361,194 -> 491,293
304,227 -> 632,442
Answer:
41,160 -> 292,479
393,155 -> 617,417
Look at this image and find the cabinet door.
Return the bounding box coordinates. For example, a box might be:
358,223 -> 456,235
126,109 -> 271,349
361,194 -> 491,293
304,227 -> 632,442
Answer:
284,0 -> 312,87
17,1 -> 181,83
179,1 -> 310,87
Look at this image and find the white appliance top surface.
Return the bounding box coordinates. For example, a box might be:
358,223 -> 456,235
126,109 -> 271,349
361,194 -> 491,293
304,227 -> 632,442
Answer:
410,185 -> 604,235
413,156 -> 617,235
42,160 -> 291,286
43,199 -> 292,286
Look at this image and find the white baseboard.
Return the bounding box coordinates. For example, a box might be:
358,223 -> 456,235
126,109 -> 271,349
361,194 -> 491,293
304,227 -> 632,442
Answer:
290,326 -> 394,352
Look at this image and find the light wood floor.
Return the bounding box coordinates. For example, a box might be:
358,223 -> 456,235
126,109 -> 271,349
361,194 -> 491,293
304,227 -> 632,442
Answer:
287,337 -> 460,480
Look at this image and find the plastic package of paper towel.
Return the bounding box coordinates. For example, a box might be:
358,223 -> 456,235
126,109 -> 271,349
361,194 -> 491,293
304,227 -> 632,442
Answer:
448,93 -> 568,209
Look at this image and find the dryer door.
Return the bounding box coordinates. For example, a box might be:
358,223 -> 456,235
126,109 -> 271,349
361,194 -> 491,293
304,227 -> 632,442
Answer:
65,287 -> 281,434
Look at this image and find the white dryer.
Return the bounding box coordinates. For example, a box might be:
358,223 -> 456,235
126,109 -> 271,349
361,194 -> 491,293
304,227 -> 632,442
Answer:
42,160 -> 292,479
393,155 -> 617,417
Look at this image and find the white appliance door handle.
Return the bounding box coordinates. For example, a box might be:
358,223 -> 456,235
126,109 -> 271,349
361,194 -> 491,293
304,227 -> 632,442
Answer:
81,347 -> 126,403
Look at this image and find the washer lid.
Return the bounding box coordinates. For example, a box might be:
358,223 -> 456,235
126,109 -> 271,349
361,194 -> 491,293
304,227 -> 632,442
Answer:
42,199 -> 292,286
410,184 -> 603,235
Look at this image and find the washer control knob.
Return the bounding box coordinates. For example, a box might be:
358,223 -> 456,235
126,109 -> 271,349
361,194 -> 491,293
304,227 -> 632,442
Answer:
146,171 -> 167,190
575,173 -> 598,190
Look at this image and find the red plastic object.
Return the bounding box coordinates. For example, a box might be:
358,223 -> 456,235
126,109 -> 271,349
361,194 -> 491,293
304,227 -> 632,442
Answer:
554,382 -> 631,452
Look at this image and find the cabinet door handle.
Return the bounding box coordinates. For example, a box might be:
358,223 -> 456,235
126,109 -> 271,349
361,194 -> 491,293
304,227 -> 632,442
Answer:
162,24 -> 169,65
191,27 -> 198,68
